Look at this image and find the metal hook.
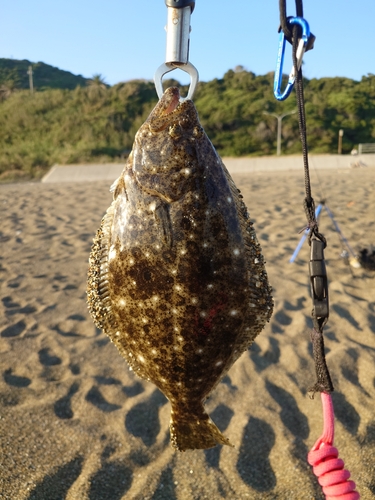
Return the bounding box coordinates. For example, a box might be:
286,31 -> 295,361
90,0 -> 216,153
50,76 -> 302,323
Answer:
154,61 -> 199,102
274,17 -> 310,101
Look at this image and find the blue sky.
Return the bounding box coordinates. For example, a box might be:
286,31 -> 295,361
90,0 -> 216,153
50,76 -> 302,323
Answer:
1,1 -> 374,87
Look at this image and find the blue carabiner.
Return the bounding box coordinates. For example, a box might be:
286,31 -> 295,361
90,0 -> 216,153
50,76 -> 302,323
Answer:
274,17 -> 310,101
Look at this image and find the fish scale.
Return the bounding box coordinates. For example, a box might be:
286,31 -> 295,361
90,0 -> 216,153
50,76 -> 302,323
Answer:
87,87 -> 273,451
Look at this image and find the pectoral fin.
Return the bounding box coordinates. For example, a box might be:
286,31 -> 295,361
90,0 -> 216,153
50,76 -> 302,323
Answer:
155,203 -> 173,248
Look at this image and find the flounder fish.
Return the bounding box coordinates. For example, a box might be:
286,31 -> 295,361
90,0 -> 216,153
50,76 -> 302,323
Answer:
87,87 -> 273,451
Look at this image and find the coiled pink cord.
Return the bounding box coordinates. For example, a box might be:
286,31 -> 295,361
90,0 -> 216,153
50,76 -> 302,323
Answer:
307,392 -> 360,499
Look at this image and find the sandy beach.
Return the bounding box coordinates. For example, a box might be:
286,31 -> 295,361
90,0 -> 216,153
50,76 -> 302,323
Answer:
0,164 -> 374,499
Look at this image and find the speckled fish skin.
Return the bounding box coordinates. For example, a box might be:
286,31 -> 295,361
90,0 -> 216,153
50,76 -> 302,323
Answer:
87,87 -> 273,451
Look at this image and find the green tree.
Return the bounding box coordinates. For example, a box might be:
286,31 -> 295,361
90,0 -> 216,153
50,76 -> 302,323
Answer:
1,69 -> 375,182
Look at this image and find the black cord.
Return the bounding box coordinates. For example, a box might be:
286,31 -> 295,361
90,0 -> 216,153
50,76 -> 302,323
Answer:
291,13 -> 326,246
279,0 -> 333,395
279,0 -> 303,40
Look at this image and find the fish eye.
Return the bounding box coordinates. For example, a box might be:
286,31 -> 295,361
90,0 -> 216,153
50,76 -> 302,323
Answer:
142,270 -> 152,281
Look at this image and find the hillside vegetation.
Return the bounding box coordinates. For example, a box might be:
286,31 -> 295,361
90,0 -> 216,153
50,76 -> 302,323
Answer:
0,59 -> 375,181
0,58 -> 89,91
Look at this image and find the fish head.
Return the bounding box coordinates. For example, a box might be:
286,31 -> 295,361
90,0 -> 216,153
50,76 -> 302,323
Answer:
147,86 -> 200,133
131,87 -> 204,202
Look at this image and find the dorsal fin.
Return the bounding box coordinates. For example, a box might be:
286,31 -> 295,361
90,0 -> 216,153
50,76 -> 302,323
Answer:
87,204 -> 118,332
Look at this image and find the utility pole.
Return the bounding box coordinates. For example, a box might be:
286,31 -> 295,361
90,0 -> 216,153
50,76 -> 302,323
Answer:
27,65 -> 34,94
263,109 -> 297,155
338,129 -> 344,154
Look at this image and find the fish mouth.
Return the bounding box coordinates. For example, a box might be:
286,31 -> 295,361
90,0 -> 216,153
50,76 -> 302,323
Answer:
148,87 -> 195,133
161,87 -> 181,116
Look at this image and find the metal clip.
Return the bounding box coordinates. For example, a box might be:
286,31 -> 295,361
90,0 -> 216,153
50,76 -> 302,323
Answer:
309,238 -> 329,321
274,16 -> 310,101
154,1 -> 199,101
154,61 -> 199,101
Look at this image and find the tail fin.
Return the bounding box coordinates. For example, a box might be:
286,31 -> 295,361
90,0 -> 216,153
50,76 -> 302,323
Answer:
170,405 -> 233,451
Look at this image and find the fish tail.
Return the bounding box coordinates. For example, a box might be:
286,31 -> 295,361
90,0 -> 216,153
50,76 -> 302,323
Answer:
170,405 -> 233,451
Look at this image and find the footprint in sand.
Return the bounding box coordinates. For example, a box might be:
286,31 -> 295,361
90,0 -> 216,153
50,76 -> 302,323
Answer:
88,460 -> 133,500
331,391 -> 360,435
38,348 -> 62,366
236,417 -> 276,491
265,381 -> 309,439
85,386 -> 122,413
204,404 -> 234,468
49,273 -> 69,292
7,304 -> 36,316
94,375 -> 122,386
250,337 -> 280,372
221,375 -> 237,392
152,465 -> 177,500
54,382 -> 80,419
52,324 -> 82,338
2,296 -> 36,316
263,379 -> 321,481
341,348 -> 360,385
2,296 -> 20,308
53,313 -> 92,338
26,456 -> 83,500
128,449 -> 151,467
362,422 -> 375,447
273,310 -> 293,326
3,368 -> 31,387
122,381 -> 144,397
331,303 -> 362,331
1,319 -> 26,338
94,375 -> 145,398
63,284 -> 77,291
125,389 -> 167,447
270,298 -> 306,334
6,275 -> 24,289
67,313 -> 86,322
284,296 -> 306,311
100,442 -> 117,461
324,326 -> 339,342
69,363 -> 80,375
95,338 -> 110,347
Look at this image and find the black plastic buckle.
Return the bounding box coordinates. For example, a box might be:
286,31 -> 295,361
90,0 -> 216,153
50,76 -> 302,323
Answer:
309,238 -> 329,320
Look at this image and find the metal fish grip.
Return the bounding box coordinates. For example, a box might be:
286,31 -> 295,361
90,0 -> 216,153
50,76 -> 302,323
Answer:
154,0 -> 199,101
